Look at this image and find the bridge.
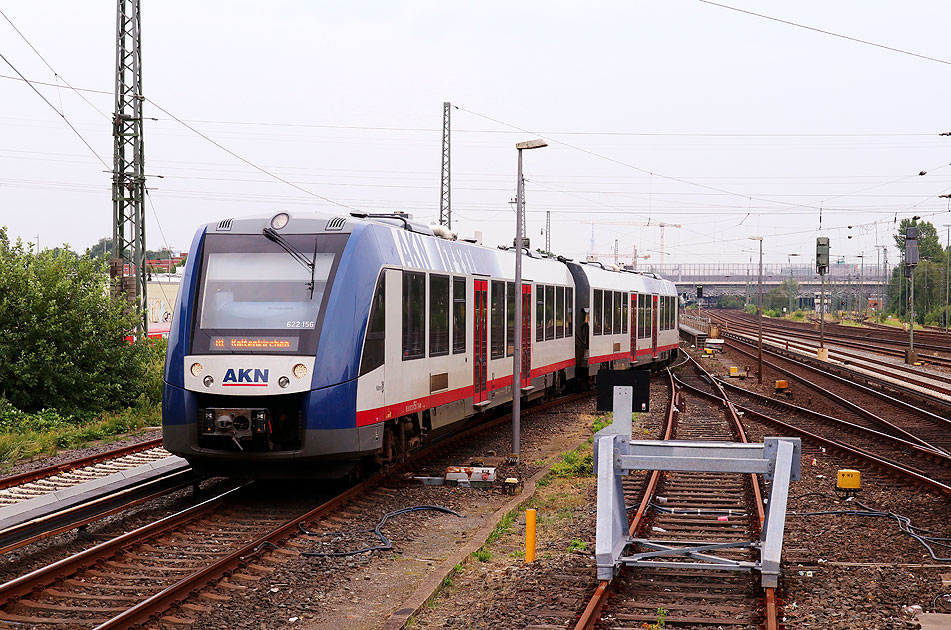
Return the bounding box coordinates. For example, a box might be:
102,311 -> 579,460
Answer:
639,263 -> 890,308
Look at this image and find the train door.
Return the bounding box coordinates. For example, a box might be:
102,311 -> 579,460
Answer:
651,294 -> 658,358
521,283 -> 532,387
630,292 -> 637,360
473,279 -> 488,404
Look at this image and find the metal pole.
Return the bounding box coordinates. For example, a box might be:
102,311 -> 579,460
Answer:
757,239 -> 763,384
946,226 -> 950,334
513,147 -> 523,458
909,268 -> 915,360
820,273 -> 825,348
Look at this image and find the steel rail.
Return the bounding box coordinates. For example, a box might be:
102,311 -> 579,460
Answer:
674,363 -> 951,496
0,468 -> 206,555
0,438 -> 165,491
723,335 -> 951,455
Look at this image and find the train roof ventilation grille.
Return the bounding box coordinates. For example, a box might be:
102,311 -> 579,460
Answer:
325,217 -> 347,231
216,218 -> 233,231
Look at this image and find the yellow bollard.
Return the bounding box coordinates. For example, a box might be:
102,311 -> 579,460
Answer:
525,509 -> 536,563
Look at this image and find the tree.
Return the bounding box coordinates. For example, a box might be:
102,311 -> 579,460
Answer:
893,219 -> 942,260
86,236 -> 112,260
0,228 -> 151,413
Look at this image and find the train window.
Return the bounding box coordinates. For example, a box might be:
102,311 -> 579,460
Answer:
666,296 -> 672,330
359,273 -> 386,376
506,281 -> 515,357
555,286 -> 565,339
453,277 -> 466,354
545,285 -> 555,340
536,284 -> 545,342
491,280 -> 505,359
402,271 -> 425,360
565,287 -> 573,337
604,290 -> 613,335
621,293 -> 628,335
593,289 -> 603,336
614,291 -> 622,336
429,274 -> 450,356
638,293 -> 648,339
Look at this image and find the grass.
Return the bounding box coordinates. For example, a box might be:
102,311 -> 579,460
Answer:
0,399 -> 162,468
471,549 -> 491,562
567,538 -> 587,553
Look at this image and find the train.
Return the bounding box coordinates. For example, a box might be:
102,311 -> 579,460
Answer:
162,211 -> 680,476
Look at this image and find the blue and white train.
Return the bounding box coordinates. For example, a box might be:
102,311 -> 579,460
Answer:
162,211 -> 679,476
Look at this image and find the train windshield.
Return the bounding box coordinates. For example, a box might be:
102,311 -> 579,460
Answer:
192,233 -> 347,354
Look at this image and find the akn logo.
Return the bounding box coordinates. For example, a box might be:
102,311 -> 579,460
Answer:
222,368 -> 269,387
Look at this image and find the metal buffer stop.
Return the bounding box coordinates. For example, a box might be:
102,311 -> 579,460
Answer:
594,386 -> 801,588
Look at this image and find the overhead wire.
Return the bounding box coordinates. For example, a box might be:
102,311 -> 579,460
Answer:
697,0 -> 951,66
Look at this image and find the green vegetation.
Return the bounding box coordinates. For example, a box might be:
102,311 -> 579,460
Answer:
485,508 -> 518,547
0,228 -> 166,465
471,549 -> 491,562
440,563 -> 464,589
567,538 -> 587,553
548,449 -> 594,478
648,607 -> 669,630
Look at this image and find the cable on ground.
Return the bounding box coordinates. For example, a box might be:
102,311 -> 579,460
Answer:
299,505 -> 461,558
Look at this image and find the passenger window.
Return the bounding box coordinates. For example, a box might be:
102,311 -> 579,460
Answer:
401,271 -> 425,360
594,289 -> 603,336
453,277 -> 466,354
429,275 -> 450,356
545,285 -> 555,340
536,284 -> 545,342
491,280 -> 505,359
565,287 -> 573,337
604,290 -> 613,335
614,291 -> 622,336
506,281 -> 515,356
621,293 -> 628,335
359,272 -> 386,376
555,286 -> 565,339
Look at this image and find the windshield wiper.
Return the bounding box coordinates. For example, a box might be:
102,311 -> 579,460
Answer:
262,228 -> 317,298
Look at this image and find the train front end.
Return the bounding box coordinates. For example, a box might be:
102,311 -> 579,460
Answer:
163,212 -> 378,477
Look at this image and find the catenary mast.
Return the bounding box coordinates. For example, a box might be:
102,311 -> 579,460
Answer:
111,0 -> 147,335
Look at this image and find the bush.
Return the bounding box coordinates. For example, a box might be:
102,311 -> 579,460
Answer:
0,228 -> 154,413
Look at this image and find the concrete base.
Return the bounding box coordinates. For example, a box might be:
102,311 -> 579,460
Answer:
906,349 -> 919,364
816,348 -> 829,361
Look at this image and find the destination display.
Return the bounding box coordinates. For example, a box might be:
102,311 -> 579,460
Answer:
209,336 -> 300,352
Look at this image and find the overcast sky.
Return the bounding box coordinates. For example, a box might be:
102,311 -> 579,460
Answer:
2,1 -> 950,271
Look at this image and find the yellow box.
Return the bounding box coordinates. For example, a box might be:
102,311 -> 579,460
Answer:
729,366 -> 739,377
704,348 -> 713,355
837,469 -> 861,490
775,380 -> 788,390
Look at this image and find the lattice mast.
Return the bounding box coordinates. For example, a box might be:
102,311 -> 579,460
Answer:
111,0 -> 147,335
439,102 -> 451,229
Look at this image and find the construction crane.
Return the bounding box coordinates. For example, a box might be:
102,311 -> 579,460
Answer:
586,222 -> 681,265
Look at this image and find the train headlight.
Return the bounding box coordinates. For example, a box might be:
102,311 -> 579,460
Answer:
270,212 -> 290,230
278,376 -> 290,388
190,362 -> 203,377
293,363 -> 307,379
203,375 -> 214,387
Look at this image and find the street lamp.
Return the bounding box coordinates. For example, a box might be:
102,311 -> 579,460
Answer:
750,236 -> 764,384
512,138 -> 547,460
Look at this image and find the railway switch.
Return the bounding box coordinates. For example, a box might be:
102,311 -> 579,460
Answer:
836,469 -> 861,497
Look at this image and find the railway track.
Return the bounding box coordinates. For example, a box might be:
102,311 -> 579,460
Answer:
0,392 -> 592,629
677,355 -> 951,496
721,334 -> 951,456
576,366 -> 776,630
713,312 -> 951,365
0,439 -> 167,502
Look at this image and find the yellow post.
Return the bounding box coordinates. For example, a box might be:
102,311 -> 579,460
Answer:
525,509 -> 536,563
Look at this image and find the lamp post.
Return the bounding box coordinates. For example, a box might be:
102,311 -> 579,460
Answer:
512,139 -> 547,460
856,253 -> 865,318
750,237 -> 764,384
